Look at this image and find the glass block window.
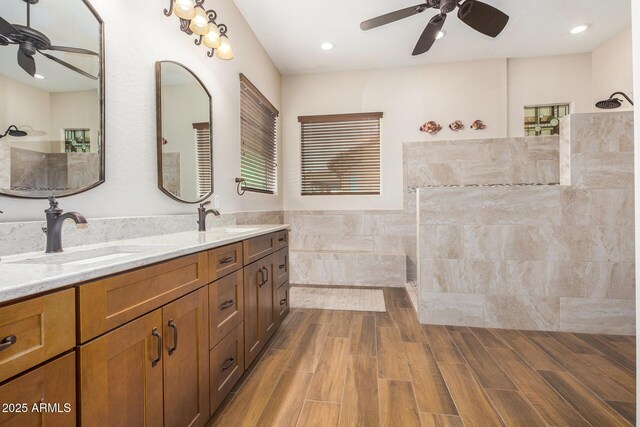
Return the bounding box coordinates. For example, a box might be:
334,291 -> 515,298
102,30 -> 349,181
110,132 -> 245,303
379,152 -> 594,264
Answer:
524,104 -> 569,136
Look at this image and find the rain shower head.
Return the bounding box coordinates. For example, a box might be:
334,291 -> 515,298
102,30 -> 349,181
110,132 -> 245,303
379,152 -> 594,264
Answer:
595,92 -> 634,110
0,125 -> 27,138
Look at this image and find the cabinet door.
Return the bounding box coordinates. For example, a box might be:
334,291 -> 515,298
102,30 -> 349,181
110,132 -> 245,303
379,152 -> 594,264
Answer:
0,352 -> 76,427
163,288 -> 209,427
243,255 -> 276,368
79,309 -> 164,427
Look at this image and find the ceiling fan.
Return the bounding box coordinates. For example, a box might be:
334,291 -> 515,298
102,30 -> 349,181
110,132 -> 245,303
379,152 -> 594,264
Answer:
0,0 -> 99,80
360,0 -> 509,56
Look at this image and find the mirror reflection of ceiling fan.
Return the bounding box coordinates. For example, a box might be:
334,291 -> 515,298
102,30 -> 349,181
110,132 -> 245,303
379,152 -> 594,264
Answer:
360,0 -> 510,55
0,0 -> 99,80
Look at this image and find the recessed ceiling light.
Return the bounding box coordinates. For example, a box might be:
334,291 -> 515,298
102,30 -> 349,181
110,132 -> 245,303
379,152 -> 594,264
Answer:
34,74 -> 45,79
320,42 -> 334,51
570,24 -> 589,35
436,30 -> 446,40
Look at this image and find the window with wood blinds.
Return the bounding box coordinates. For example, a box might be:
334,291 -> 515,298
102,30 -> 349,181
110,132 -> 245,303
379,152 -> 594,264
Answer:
240,74 -> 279,194
298,112 -> 383,195
193,122 -> 212,198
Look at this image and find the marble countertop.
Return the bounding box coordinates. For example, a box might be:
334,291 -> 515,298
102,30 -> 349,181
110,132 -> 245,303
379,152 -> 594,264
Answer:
0,224 -> 289,304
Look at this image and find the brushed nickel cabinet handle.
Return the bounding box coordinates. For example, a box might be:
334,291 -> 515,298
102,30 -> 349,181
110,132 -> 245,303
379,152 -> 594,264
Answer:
221,357 -> 235,371
151,328 -> 162,367
168,320 -> 178,356
219,300 -> 235,310
220,256 -> 234,264
0,335 -> 17,352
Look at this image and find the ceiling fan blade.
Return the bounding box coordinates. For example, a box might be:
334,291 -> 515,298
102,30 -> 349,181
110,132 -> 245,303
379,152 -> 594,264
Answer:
412,13 -> 446,56
38,50 -> 98,80
361,4 -> 431,31
0,16 -> 20,38
17,49 -> 36,76
48,45 -> 99,56
457,0 -> 509,38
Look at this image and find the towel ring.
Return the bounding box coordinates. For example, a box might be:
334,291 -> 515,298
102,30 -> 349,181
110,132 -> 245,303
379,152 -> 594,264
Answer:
235,178 -> 247,196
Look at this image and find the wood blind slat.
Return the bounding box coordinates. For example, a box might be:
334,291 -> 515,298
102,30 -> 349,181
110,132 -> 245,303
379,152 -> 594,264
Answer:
194,123 -> 212,197
300,112 -> 382,196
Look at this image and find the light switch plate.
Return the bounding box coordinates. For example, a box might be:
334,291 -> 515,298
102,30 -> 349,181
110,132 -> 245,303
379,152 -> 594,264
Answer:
213,194 -> 220,209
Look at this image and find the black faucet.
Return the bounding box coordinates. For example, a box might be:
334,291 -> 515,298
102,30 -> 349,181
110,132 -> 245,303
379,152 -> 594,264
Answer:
197,201 -> 220,232
43,196 -> 88,253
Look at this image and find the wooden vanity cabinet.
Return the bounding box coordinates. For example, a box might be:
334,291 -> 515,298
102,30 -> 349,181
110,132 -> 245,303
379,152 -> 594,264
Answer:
78,288 -> 209,427
243,254 -> 277,368
0,352 -> 76,427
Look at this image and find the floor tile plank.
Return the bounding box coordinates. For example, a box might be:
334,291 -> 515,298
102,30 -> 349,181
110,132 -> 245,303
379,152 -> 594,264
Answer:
310,309 -> 335,324
606,400 -> 636,425
297,401 -> 341,427
271,310 -> 311,351
495,329 -> 564,371
306,337 -> 350,403
288,322 -> 330,373
379,380 -> 421,427
438,362 -> 505,426
422,325 -> 466,364
531,336 -> 635,402
395,308 -> 427,343
349,314 -> 377,356
404,342 -> 458,416
539,370 -> 633,426
485,389 -> 546,427
256,369 -> 313,427
339,355 -> 380,427
575,333 -> 636,373
328,311 -> 354,338
419,413 -> 464,427
449,332 -> 516,390
487,347 -> 590,427
469,327 -> 510,349
377,327 -> 411,381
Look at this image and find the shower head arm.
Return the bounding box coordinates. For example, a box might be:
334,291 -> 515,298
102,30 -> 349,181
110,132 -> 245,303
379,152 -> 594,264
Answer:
608,92 -> 634,106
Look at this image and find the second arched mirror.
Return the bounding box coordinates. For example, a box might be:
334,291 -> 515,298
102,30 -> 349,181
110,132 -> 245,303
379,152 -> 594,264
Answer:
156,61 -> 213,203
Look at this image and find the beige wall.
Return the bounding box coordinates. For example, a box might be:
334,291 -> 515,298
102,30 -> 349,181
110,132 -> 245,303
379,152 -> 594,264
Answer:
50,90 -> 101,153
507,54 -> 593,137
283,59 -> 509,211
0,0 -> 283,222
592,28 -> 634,112
418,112 -> 635,335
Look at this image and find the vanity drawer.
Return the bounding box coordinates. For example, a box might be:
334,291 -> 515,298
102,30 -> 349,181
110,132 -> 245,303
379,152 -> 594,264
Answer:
0,289 -> 75,383
208,242 -> 243,282
0,352 -> 76,426
210,322 -> 244,414
209,269 -> 244,348
78,252 -> 208,342
274,230 -> 288,250
243,233 -> 276,265
276,282 -> 290,325
274,247 -> 289,288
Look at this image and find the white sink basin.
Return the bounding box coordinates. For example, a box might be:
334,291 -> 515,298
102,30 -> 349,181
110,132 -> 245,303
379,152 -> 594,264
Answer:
8,245 -> 169,266
216,227 -> 261,234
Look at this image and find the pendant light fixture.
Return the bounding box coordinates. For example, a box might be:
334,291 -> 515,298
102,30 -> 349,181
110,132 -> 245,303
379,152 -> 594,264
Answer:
163,0 -> 232,59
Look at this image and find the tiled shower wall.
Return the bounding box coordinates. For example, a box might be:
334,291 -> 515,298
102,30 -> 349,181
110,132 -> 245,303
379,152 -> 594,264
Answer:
418,112 -> 635,335
0,210 -> 283,257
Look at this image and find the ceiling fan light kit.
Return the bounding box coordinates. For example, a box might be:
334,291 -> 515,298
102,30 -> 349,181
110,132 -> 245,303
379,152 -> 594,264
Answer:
164,0 -> 233,60
360,0 -> 509,56
0,0 -> 100,79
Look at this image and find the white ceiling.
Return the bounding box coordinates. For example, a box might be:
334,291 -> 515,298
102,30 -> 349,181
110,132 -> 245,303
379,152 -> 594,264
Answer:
0,0 -> 101,92
233,0 -> 632,75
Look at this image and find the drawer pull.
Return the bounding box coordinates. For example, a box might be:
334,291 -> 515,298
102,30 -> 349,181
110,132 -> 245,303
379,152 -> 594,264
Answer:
220,256 -> 234,265
280,298 -> 287,306
168,320 -> 178,356
221,357 -> 235,372
258,268 -> 265,287
279,264 -> 286,270
0,335 -> 17,352
152,328 -> 162,367
278,236 -> 286,242
219,300 -> 235,310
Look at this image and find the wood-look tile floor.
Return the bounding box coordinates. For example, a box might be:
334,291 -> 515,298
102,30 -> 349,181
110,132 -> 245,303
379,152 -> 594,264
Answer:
209,288 -> 636,427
